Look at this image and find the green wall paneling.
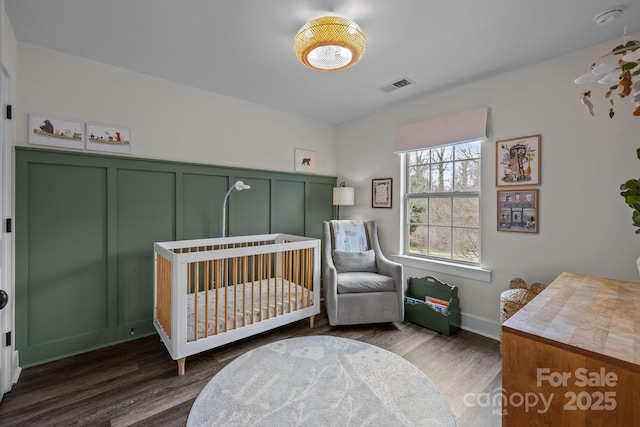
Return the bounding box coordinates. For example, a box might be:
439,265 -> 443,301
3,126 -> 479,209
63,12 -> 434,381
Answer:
15,147 -> 335,366
182,173 -> 227,239
230,176 -> 271,236
116,169 -> 176,326
21,163 -> 109,363
305,182 -> 335,239
272,180 -> 305,235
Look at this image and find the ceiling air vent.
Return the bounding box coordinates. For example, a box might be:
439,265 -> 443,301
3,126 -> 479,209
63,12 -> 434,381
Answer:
379,77 -> 415,93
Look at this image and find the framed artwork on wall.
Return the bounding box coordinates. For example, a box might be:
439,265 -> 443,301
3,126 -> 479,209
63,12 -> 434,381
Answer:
28,113 -> 84,149
86,122 -> 131,154
496,134 -> 540,187
497,189 -> 538,233
294,148 -> 317,173
372,178 -> 392,208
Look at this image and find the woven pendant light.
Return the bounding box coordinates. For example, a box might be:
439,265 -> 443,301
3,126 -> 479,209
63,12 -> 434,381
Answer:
294,16 -> 366,71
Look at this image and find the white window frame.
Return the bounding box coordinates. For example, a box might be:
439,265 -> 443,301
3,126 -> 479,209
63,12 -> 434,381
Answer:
394,141 -> 491,282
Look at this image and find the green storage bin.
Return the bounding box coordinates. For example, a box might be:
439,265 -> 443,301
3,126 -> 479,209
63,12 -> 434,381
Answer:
404,276 -> 461,336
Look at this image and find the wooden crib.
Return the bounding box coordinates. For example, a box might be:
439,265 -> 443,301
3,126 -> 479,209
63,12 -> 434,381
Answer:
154,233 -> 320,375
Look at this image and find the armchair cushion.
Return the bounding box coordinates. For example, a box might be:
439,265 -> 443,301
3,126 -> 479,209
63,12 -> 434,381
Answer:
337,272 -> 396,294
333,249 -> 377,273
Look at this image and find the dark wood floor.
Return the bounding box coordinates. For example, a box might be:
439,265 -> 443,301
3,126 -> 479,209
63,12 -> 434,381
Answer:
0,312 -> 502,426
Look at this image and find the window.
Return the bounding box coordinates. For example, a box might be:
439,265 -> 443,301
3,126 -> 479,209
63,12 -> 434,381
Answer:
404,141 -> 481,264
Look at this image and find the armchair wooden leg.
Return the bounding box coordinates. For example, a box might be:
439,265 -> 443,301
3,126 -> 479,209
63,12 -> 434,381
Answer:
310,315 -> 315,329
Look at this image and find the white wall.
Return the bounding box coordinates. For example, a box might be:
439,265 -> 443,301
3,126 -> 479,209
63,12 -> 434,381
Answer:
336,36 -> 640,336
14,42 -> 337,176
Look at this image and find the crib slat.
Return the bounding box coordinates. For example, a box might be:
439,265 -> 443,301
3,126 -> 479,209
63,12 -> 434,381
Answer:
268,251 -> 272,319
242,254 -> 247,327
215,258 -> 221,336
258,252 -> 263,322
194,260 -> 199,341
307,248 -> 312,308
224,247 -> 229,333
204,259 -> 209,339
294,249 -> 299,312
232,254 -> 237,331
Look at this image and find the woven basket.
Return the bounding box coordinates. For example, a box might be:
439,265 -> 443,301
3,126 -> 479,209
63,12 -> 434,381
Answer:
500,288 -> 537,323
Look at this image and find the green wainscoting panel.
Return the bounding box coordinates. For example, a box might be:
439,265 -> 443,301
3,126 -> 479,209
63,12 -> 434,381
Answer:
306,182 -> 334,239
25,163 -> 108,346
182,173 -> 228,239
15,147 -> 335,366
116,169 -> 176,327
272,180 -> 305,235
230,177 -> 271,236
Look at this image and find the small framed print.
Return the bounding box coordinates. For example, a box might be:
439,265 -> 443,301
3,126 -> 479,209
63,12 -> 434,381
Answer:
86,122 -> 131,154
372,178 -> 392,208
497,189 -> 538,233
294,148 -> 317,173
28,113 -> 84,149
496,134 -> 540,187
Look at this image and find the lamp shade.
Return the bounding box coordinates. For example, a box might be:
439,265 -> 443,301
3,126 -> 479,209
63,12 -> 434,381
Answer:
333,187 -> 354,206
294,16 -> 366,71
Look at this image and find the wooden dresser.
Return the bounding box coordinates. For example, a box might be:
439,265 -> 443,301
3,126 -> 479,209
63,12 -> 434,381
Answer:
501,272 -> 640,426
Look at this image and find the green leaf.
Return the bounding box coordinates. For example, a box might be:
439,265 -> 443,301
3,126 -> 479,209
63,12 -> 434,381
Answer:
636,148 -> 640,159
622,179 -> 640,191
633,69 -> 640,77
613,43 -> 626,53
609,109 -> 615,118
622,62 -> 637,71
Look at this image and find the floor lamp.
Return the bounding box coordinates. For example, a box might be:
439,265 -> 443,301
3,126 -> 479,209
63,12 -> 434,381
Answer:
222,180 -> 251,237
333,182 -> 354,220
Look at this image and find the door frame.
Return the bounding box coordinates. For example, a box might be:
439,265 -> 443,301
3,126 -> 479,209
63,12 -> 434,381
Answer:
0,64 -> 19,401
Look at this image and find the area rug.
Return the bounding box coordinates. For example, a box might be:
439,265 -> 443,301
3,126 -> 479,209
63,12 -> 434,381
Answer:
187,335 -> 455,426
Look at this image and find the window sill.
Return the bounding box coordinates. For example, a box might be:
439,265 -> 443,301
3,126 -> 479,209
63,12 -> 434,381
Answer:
392,255 -> 492,282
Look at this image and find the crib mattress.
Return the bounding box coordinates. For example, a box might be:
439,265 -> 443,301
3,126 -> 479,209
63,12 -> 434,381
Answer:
186,277 -> 313,341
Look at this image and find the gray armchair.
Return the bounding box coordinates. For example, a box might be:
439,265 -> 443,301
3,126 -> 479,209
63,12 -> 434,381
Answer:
322,220 -> 404,326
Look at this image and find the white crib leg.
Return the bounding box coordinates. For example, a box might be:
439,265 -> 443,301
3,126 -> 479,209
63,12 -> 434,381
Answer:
309,315 -> 315,329
177,357 -> 186,376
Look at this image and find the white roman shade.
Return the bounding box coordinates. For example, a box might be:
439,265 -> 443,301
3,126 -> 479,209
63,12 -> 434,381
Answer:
394,106 -> 488,152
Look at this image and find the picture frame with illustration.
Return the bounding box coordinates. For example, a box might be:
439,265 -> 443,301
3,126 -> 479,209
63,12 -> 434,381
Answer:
28,113 -> 84,149
86,122 -> 131,154
496,134 -> 540,187
497,189 -> 538,233
294,148 -> 317,173
372,178 -> 392,208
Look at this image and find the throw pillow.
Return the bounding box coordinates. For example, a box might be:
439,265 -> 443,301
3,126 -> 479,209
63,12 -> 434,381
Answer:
333,249 -> 377,273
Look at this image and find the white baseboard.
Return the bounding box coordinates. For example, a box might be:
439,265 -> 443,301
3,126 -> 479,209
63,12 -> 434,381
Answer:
12,350 -> 21,385
460,313 -> 500,341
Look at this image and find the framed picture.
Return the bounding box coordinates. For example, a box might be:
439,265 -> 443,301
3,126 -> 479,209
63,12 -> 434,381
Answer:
372,178 -> 392,208
294,148 -> 317,173
496,134 -> 540,186
28,113 -> 84,149
86,122 -> 131,154
497,189 -> 538,233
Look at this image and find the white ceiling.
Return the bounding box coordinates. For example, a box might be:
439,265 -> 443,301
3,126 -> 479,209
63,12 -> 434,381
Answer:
5,0 -> 640,125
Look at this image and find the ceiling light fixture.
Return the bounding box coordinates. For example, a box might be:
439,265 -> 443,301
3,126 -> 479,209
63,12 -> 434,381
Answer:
294,16 -> 366,72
